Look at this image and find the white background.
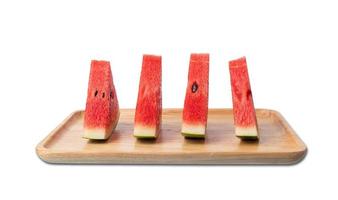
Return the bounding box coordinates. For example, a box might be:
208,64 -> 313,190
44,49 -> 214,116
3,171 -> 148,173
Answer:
0,0 -> 337,199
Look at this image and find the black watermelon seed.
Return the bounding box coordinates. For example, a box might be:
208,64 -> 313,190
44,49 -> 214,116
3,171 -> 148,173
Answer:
191,82 -> 198,93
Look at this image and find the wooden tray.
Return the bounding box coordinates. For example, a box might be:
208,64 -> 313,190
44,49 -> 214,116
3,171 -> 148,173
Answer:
36,109 -> 307,164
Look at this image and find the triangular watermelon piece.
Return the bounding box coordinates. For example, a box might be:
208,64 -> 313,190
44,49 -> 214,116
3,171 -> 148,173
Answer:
229,57 -> 259,140
134,55 -> 162,139
83,60 -> 120,140
181,54 -> 209,138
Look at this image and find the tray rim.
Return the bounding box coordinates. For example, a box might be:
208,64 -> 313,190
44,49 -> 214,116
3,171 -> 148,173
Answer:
36,108 -> 307,165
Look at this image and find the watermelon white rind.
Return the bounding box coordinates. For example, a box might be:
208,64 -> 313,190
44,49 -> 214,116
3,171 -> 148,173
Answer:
134,125 -> 158,139
83,129 -> 111,140
235,126 -> 259,140
181,123 -> 206,138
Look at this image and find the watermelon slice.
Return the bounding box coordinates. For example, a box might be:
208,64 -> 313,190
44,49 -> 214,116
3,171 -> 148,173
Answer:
181,54 -> 209,138
83,60 -> 120,140
229,57 -> 259,140
134,55 -> 162,139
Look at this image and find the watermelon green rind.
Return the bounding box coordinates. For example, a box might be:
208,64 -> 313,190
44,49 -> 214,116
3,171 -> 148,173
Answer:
134,135 -> 157,139
181,132 -> 205,138
237,135 -> 259,141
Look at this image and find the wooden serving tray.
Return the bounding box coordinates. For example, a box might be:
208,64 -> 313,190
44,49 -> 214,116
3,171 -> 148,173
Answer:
36,109 -> 307,164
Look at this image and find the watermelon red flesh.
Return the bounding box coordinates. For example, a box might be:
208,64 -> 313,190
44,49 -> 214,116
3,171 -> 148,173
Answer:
134,55 -> 162,138
83,60 -> 119,140
182,54 -> 209,138
229,57 -> 259,139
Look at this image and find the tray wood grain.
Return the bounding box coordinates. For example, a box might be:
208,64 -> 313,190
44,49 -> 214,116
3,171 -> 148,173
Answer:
36,109 -> 307,164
